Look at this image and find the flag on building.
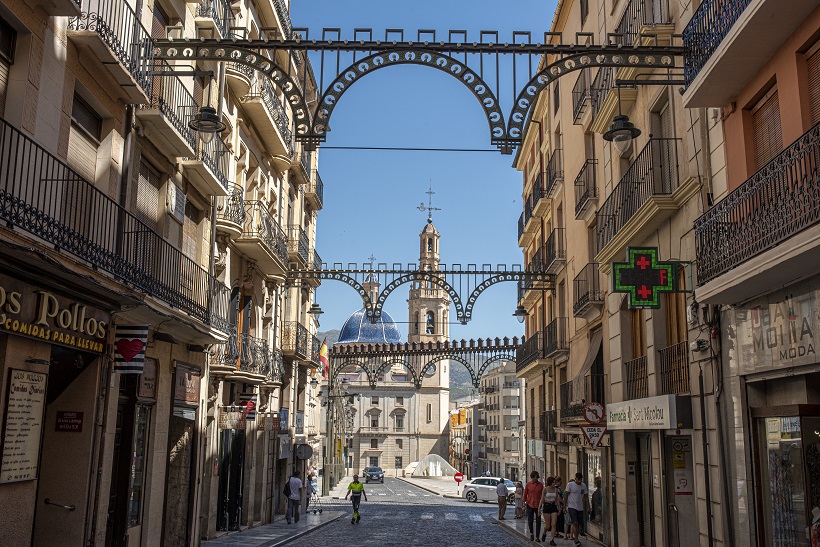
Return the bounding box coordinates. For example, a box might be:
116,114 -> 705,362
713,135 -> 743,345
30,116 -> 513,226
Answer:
319,338 -> 329,379
239,392 -> 257,421
113,325 -> 149,373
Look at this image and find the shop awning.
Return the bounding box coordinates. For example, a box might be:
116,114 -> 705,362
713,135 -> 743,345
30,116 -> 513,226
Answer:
569,329 -> 603,399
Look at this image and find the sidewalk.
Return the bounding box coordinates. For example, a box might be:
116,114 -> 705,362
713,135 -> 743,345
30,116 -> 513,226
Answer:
495,513 -> 602,546
201,509 -> 344,547
395,475 -> 463,498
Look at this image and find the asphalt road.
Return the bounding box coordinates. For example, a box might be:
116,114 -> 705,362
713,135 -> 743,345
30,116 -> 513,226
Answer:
290,478 -> 531,546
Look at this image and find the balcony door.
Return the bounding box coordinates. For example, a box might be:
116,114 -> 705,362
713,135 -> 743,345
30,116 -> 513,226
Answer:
752,87 -> 783,170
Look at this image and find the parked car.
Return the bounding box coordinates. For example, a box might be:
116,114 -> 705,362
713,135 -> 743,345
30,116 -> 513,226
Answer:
364,466 -> 384,483
462,477 -> 515,503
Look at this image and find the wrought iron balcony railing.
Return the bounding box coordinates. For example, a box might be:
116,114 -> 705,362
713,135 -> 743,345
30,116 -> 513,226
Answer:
624,355 -> 648,400
241,200 -> 288,264
282,321 -> 309,358
544,228 -> 566,273
517,210 -> 526,242
595,138 -> 680,253
193,136 -> 231,194
573,263 -> 605,316
545,148 -> 564,197
574,159 -> 598,218
310,334 -> 322,365
301,150 -> 312,175
214,330 -> 272,377
268,347 -> 285,383
229,61 -> 255,81
614,0 -> 671,46
312,248 -> 322,270
196,0 -> 232,38
695,122 -> 820,285
309,169 -> 324,207
544,317 -> 569,357
658,341 -> 690,395
246,78 -> 293,156
590,67 -> 614,124
0,117 -> 228,330
142,64 -> 197,150
516,331 -> 543,372
572,68 -> 590,124
70,0 -> 153,95
560,373 -> 606,419
683,0 -> 751,86
288,224 -> 310,263
273,0 -> 293,38
216,183 -> 246,227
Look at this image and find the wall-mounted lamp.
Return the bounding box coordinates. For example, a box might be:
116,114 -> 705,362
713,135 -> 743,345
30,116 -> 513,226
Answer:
512,305 -> 528,324
603,86 -> 641,155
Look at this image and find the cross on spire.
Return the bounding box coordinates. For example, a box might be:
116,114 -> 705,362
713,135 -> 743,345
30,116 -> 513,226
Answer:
417,181 -> 442,223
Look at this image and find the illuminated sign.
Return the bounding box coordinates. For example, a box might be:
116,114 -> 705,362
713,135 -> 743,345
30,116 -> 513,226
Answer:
612,247 -> 677,309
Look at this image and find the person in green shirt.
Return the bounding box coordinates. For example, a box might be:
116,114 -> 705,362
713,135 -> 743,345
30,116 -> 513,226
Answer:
345,474 -> 368,523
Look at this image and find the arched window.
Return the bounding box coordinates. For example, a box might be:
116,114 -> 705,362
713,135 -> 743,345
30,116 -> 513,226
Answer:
426,311 -> 435,334
414,312 -> 420,334
427,238 -> 433,252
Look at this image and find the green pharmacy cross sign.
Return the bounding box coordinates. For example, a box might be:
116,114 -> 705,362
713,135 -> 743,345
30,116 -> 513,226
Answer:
612,247 -> 678,309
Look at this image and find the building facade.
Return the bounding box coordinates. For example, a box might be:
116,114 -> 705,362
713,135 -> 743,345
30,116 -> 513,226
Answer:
449,398 -> 480,477
0,0 -> 322,545
477,361 -> 523,481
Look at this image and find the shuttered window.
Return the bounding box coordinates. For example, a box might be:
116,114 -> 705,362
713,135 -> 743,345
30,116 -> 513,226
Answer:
0,15 -> 16,119
807,46 -> 820,125
182,202 -> 199,260
136,161 -> 161,228
69,95 -> 102,183
0,60 -> 8,119
631,308 -> 646,358
751,87 -> 782,170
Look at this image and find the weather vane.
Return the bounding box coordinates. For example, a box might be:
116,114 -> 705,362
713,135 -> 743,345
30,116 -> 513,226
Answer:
417,181 -> 442,223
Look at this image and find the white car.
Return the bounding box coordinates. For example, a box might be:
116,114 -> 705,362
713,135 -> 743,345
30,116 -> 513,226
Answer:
462,477 -> 516,503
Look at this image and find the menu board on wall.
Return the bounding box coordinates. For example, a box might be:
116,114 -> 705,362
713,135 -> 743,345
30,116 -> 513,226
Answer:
1,369 -> 47,483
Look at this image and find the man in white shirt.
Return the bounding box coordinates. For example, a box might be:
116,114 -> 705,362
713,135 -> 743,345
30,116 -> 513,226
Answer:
496,477 -> 509,520
563,472 -> 589,546
286,470 -> 303,524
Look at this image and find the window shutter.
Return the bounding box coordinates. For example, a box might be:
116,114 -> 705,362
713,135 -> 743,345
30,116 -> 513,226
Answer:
0,59 -> 9,118
68,124 -> 98,182
752,88 -> 782,170
182,202 -> 198,260
807,47 -> 820,125
136,161 -> 161,228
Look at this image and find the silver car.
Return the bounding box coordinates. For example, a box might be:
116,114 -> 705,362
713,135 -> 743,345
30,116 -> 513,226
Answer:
462,477 -> 516,503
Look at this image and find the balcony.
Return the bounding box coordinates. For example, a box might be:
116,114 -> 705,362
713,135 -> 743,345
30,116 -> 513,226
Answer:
544,149 -> 564,198
181,137 -> 231,197
544,228 -> 566,274
516,331 -> 543,374
310,334 -> 322,366
613,0 -> 672,47
574,159 -> 599,221
211,330 -> 271,382
530,172 -> 549,218
544,317 -> 569,360
282,321 -> 309,359
542,409 -> 557,443
234,201 -> 288,274
194,0 -> 233,39
572,68 -> 591,125
33,0 -> 80,16
595,138 -> 696,268
68,0 -> 152,104
561,374 -> 606,420
695,122 -> 820,302
241,78 -> 293,159
136,70 -> 196,160
573,263 -> 605,320
291,150 -> 312,185
683,0 -> 818,108
624,355 -> 648,400
226,62 -> 254,99
0,117 -> 228,333
215,184 -> 246,238
288,224 -> 310,265
306,169 -> 324,210
658,341 -> 690,395
518,247 -> 544,306
588,66 -> 634,134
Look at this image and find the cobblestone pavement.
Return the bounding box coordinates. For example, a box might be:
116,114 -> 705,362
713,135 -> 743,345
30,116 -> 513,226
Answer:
286,478 -> 531,546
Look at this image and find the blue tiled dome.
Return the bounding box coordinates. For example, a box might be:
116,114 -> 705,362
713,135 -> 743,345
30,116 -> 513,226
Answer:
338,308 -> 403,344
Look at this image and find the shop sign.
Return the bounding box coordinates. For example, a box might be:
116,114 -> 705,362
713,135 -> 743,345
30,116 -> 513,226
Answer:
0,274 -> 108,353
55,411 -> 83,433
279,408 -> 289,430
607,395 -> 687,430
728,284 -> 820,375
1,369 -> 47,483
259,412 -> 280,431
279,435 -> 292,459
218,406 -> 247,430
137,358 -> 157,399
173,363 -> 201,404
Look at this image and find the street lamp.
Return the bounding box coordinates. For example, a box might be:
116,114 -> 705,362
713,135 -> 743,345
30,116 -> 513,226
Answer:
603,87 -> 641,155
513,304 -> 528,323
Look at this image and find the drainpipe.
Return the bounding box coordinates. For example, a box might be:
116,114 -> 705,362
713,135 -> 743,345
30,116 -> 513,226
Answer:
699,363 -> 715,547
712,310 -> 735,547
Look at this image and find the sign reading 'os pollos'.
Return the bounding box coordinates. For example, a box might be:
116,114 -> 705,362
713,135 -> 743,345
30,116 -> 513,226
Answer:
0,274 -> 108,353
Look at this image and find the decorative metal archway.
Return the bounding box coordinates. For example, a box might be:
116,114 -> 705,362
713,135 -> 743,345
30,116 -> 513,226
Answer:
287,262 -> 554,324
330,337 -> 520,390
154,28 -> 685,154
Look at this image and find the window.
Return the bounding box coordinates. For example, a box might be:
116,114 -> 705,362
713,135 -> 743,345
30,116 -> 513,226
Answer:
395,456 -> 403,469
371,396 -> 379,405
426,311 -> 435,334
413,312 -> 419,334
0,15 -> 16,118
751,86 -> 782,169
396,439 -> 403,449
370,438 -> 378,449
395,415 -> 404,429
396,396 -> 403,406
427,403 -> 432,423
371,418 -> 379,428
808,44 -> 820,124
631,308 -> 647,358
553,83 -> 560,115
369,457 -> 379,467
348,438 -> 353,448
664,265 -> 687,346
427,237 -> 433,252
69,94 -> 102,182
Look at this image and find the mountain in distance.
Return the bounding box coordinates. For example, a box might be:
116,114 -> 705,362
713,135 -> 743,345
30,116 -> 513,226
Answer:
317,329 -> 340,348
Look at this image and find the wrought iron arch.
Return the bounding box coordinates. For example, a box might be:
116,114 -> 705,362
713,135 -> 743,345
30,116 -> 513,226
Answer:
418,354 -> 476,387
377,272 -> 464,322
462,271 -> 548,323
310,49 -> 506,149
371,358 -> 419,389
476,354 -> 516,379
314,270 -> 375,312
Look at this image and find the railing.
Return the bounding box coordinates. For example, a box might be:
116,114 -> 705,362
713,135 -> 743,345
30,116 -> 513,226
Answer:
301,150 -> 312,175
268,348 -> 284,383
695,122 -> 820,285
517,211 -> 526,241
229,61 -> 255,81
281,321 -> 309,357
503,381 -> 520,388
310,334 -> 322,365
614,0 -> 670,46
590,67 -> 614,123
595,138 -> 680,253
70,0 -> 154,95
543,409 -> 557,442
624,355 -> 648,400
524,173 -> 544,228
561,374 -> 606,419
144,65 -> 196,150
0,117 -> 228,330
573,263 -> 604,315
245,78 -> 293,156
241,201 -> 288,264
559,381 -> 583,419
545,149 -> 564,196
273,0 -> 293,38
658,341 -> 690,395
572,68 -> 590,124
216,183 -> 246,227
516,331 -> 543,372
544,317 -> 569,357
214,330 -> 272,377
193,136 -> 231,194
288,224 -> 310,263
309,169 -> 324,207
544,228 -> 566,271
527,246 -> 544,273
574,159 -> 598,217
312,248 -> 322,270
196,0 -> 232,37
683,0 -> 752,85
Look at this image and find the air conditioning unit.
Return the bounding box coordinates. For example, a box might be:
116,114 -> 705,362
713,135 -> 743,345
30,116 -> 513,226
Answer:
167,183 -> 185,224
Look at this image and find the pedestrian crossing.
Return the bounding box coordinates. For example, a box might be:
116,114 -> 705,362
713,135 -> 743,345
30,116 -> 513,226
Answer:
367,512 -> 489,522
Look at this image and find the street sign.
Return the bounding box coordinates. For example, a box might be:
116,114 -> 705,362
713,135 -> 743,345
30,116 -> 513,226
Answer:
454,472 -> 464,483
583,402 -> 605,424
612,247 -> 679,309
580,426 -> 607,449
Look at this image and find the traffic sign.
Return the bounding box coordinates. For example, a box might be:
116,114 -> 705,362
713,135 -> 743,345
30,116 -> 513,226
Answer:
580,426 -> 607,449
454,472 -> 464,483
583,402 -> 605,424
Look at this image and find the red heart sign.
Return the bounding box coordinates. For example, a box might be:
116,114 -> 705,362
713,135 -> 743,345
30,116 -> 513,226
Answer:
116,338 -> 144,362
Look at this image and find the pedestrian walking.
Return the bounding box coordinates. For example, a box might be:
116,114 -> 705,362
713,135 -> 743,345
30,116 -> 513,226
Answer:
285,470 -> 303,524
554,476 -> 565,538
539,477 -> 562,545
496,477 -> 508,520
305,473 -> 315,509
345,473 -> 368,523
563,472 -> 589,546
522,471 -> 544,542
514,481 -> 524,519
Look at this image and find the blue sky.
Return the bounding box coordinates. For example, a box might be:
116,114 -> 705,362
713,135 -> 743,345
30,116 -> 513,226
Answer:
291,0 -> 558,341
